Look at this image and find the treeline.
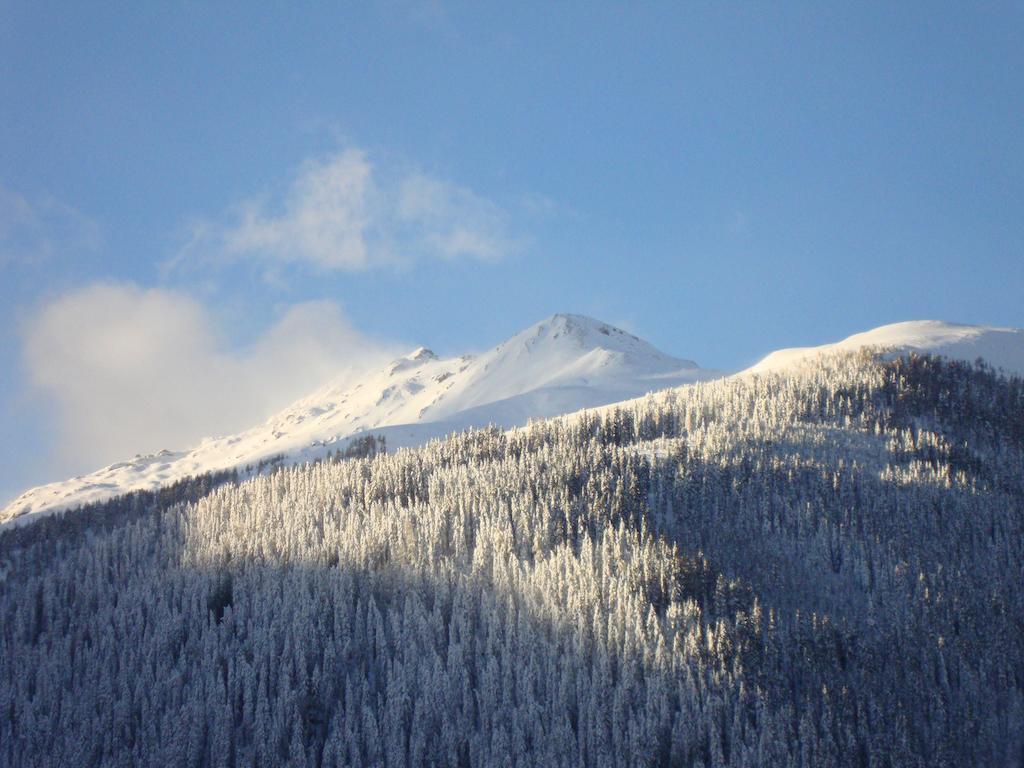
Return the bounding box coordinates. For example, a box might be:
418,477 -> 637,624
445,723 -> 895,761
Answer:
1,352 -> 1022,766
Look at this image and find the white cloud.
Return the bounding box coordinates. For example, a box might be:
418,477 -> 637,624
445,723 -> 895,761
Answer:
225,150 -> 377,271
23,282 -> 399,473
174,148 -> 513,274
397,173 -> 508,261
0,184 -> 100,266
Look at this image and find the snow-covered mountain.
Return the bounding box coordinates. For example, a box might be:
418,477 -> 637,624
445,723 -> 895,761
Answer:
746,320 -> 1024,377
6,316 -> 1023,525
1,314 -> 720,523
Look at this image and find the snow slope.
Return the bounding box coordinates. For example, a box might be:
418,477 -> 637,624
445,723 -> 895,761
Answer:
746,320 -> 1024,377
6,316 -> 1022,525
1,314 -> 720,523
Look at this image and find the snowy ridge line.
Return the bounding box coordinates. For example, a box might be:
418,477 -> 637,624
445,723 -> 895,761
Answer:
1,314 -> 720,523
746,320 -> 1024,377
4,316 -> 1022,525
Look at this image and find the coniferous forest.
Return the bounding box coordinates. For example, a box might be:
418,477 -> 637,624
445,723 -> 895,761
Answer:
1,351 -> 1022,767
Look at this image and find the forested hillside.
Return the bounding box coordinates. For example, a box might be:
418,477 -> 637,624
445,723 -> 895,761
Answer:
1,351 -> 1022,767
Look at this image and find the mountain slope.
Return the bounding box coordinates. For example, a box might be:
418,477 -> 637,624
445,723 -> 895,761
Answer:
1,314 -> 719,523
3,350 -> 1021,765
747,320 -> 1024,376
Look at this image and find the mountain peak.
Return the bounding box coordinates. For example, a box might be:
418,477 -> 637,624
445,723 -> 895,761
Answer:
386,346 -> 440,376
408,346 -> 438,362
511,313 -> 699,371
544,313 -> 641,340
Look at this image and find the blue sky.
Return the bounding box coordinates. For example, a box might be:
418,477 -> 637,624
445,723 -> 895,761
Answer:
2,1 -> 1023,502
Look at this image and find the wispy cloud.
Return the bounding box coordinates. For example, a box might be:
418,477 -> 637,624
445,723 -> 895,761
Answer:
0,184 -> 101,266
397,172 -> 510,261
224,150 -> 377,271
172,148 -> 515,276
22,282 -> 400,473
